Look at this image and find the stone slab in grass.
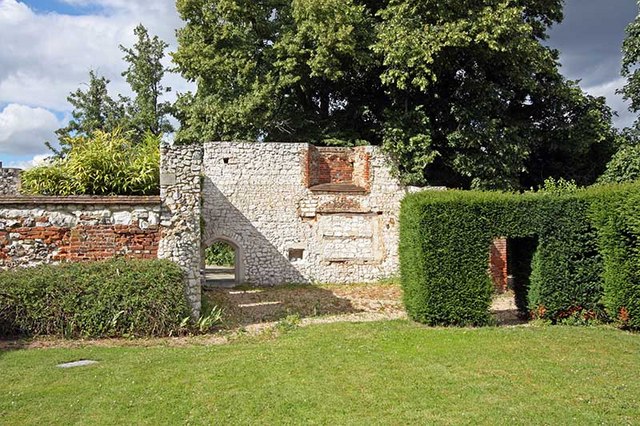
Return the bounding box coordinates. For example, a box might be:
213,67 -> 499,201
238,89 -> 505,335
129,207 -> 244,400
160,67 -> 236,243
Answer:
57,360 -> 99,368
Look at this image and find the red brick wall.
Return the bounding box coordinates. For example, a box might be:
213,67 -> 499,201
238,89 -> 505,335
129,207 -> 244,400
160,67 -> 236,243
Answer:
0,198 -> 161,268
318,154 -> 353,184
0,223 -> 160,265
306,146 -> 370,189
490,238 -> 508,292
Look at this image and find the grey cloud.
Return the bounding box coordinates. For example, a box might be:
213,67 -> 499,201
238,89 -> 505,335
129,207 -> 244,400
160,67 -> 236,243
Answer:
548,0 -> 638,127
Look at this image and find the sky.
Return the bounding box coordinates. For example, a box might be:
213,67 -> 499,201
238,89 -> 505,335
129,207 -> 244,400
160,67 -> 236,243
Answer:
0,0 -> 637,169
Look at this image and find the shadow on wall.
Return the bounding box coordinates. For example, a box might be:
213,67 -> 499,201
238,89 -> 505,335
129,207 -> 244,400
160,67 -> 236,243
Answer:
201,178 -> 307,285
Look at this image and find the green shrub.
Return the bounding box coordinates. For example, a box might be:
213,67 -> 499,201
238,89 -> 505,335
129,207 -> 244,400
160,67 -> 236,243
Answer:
0,259 -> 189,338
399,189 -> 605,326
21,128 -> 159,196
598,144 -> 640,185
590,184 -> 640,329
204,241 -> 235,266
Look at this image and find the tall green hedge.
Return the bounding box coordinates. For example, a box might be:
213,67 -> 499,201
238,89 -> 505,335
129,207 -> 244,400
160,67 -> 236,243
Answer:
0,259 -> 189,338
591,184 -> 640,329
400,184 -> 640,327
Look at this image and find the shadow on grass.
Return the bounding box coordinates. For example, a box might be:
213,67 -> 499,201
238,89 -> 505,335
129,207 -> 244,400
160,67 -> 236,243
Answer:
490,291 -> 529,326
0,336 -> 29,358
204,285 -> 363,328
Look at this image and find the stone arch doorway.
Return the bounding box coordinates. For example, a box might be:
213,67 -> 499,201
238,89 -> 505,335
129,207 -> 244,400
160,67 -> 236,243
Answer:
203,236 -> 245,287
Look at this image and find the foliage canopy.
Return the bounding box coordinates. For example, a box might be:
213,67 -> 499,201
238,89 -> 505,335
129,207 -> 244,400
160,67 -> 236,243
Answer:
601,3 -> 640,184
173,0 -> 615,190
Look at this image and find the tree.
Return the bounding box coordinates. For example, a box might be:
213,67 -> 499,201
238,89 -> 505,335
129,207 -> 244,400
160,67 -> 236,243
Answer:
49,25 -> 172,158
120,24 -> 173,138
173,0 -> 615,190
50,70 -> 128,157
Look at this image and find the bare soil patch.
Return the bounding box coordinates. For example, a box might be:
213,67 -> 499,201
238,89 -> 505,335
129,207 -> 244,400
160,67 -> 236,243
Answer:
203,283 -> 406,329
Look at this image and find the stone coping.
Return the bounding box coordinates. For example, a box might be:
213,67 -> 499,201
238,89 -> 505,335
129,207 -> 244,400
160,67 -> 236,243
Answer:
0,195 -> 161,205
309,183 -> 368,194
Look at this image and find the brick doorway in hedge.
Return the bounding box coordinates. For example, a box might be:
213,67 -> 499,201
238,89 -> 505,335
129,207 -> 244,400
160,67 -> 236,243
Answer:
490,238 -> 509,293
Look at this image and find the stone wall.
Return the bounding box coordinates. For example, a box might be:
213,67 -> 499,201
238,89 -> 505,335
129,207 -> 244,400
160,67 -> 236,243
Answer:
0,197 -> 161,268
0,162 -> 21,196
0,142 -> 411,315
200,142 -> 407,285
158,144 -> 203,315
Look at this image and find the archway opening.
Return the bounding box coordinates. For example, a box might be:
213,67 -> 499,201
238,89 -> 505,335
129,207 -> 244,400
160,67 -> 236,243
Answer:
204,240 -> 237,288
489,236 -> 538,325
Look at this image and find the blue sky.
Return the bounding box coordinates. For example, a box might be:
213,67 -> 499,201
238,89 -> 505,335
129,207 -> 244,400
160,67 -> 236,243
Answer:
0,0 -> 637,168
21,0 -> 101,15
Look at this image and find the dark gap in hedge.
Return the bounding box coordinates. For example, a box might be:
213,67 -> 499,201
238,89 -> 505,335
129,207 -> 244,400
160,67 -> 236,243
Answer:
507,236 -> 538,315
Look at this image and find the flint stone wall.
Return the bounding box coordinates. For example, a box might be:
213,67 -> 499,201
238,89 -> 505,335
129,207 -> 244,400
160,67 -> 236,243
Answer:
158,144 -> 203,315
0,163 -> 21,196
200,142 -> 408,285
0,141 -> 411,316
0,197 -> 161,268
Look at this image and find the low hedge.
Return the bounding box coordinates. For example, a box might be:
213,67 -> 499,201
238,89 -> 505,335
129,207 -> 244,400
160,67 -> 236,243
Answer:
400,184 -> 640,327
0,259 -> 189,338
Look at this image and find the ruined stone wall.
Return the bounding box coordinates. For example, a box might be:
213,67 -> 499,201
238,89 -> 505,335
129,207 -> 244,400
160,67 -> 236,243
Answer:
0,163 -> 21,196
158,144 -> 203,315
200,142 -> 406,285
0,197 -> 161,268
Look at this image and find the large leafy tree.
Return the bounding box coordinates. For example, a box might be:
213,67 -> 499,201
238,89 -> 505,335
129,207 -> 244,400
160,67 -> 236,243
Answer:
620,1 -> 640,120
120,24 -> 174,138
173,0 -> 615,190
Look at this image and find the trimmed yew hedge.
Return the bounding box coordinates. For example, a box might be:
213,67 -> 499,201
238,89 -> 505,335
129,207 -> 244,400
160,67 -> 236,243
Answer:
0,259 -> 189,338
591,184 -> 640,329
400,183 -> 640,328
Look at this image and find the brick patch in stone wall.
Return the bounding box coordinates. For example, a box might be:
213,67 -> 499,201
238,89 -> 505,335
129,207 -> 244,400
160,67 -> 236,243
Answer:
0,199 -> 161,268
306,146 -> 371,191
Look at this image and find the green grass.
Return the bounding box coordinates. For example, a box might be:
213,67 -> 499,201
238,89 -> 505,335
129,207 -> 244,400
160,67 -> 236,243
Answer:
1,322 -> 639,424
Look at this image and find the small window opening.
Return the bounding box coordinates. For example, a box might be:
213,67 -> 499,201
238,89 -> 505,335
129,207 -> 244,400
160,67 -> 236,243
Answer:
223,157 -> 230,165
289,248 -> 304,262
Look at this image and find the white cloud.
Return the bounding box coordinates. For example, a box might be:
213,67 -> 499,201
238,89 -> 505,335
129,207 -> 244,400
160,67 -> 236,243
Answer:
0,0 -> 192,112
6,153 -> 51,170
0,0 -> 193,160
0,103 -> 61,156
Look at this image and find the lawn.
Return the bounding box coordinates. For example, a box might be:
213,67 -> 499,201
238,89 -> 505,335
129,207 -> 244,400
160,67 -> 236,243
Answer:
1,322 -> 639,425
